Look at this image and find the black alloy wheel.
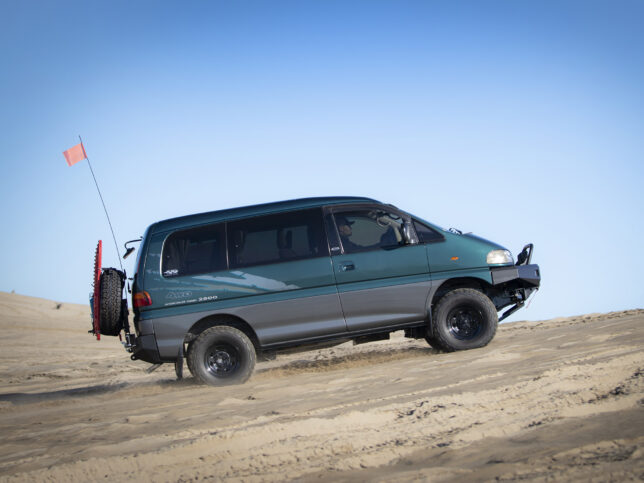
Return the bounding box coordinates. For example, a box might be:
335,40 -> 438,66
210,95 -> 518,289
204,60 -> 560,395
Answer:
187,324 -> 256,386
425,288 -> 498,352
446,306 -> 483,340
205,343 -> 241,377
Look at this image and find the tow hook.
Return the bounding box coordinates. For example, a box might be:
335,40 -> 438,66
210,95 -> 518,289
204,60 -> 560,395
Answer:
122,332 -> 137,353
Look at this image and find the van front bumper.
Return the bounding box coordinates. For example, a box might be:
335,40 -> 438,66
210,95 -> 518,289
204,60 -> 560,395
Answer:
490,263 -> 541,321
491,264 -> 540,288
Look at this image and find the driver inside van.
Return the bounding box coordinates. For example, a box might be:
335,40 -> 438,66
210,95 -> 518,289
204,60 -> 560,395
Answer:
337,211 -> 406,253
336,215 -> 362,252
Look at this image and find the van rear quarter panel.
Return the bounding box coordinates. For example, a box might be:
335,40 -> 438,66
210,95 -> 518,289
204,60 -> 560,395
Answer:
138,233 -> 346,358
151,290 -> 346,358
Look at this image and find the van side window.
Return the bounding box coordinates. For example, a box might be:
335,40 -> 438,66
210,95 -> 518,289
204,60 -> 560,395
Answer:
413,219 -> 444,243
228,208 -> 327,268
162,223 -> 226,277
335,209 -> 405,254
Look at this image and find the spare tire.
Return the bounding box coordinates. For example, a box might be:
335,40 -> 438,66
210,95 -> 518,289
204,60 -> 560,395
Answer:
99,268 -> 125,336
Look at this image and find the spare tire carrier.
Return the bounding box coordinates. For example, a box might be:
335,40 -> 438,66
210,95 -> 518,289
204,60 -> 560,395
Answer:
92,240 -> 102,340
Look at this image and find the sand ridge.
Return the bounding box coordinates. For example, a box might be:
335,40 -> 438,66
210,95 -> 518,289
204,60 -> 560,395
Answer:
0,291 -> 642,481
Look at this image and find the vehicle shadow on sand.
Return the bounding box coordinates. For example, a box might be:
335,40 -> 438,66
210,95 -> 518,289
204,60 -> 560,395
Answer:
0,376 -> 203,405
0,346 -> 438,404
256,345 -> 437,377
0,382 -> 131,404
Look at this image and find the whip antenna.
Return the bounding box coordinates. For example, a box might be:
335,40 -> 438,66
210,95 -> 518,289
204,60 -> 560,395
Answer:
77,135 -> 124,272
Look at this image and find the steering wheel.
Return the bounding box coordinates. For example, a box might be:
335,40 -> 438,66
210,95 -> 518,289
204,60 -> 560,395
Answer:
376,217 -> 388,227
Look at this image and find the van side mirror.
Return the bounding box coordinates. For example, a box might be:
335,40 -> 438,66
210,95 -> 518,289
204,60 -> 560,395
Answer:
402,221 -> 418,245
123,237 -> 142,259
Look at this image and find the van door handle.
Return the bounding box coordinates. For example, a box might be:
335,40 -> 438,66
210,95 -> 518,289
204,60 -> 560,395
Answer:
340,262 -> 355,271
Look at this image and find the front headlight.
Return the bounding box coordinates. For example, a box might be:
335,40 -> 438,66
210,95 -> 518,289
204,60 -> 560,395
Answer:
487,249 -> 513,265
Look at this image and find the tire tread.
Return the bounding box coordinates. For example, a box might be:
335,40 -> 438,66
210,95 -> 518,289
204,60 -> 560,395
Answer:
98,269 -> 124,336
187,324 -> 256,386
427,288 -> 498,352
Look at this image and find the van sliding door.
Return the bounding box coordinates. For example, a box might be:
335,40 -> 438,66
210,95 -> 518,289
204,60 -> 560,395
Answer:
225,208 -> 346,345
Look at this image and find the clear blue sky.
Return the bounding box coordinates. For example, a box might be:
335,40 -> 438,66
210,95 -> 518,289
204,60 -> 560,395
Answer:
1,0 -> 642,322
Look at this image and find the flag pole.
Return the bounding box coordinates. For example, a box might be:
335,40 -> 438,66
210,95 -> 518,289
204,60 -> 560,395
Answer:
80,135 -> 125,272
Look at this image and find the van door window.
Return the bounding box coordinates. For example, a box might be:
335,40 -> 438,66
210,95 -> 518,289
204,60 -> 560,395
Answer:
162,223 -> 226,277
228,208 -> 327,268
413,219 -> 444,243
334,209 -> 405,254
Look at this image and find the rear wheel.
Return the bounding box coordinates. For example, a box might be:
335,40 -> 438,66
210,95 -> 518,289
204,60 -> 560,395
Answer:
187,326 -> 256,386
426,288 -> 498,352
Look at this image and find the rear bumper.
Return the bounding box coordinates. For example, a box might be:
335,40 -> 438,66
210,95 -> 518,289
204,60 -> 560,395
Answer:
130,334 -> 163,364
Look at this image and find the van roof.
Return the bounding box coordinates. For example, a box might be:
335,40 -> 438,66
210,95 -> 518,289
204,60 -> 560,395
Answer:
149,196 -> 379,234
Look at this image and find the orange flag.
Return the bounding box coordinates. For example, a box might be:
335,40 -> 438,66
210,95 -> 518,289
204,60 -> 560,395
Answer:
63,143 -> 87,166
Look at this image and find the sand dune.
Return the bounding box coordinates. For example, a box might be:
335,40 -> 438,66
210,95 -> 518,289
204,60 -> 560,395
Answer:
0,291 -> 642,481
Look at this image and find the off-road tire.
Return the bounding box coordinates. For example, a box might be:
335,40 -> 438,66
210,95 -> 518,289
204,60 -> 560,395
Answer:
426,288 -> 498,352
424,334 -> 442,351
187,325 -> 256,386
98,268 -> 124,336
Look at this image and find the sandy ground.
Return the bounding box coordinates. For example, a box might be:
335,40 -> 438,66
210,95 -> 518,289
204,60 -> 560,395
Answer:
0,291 -> 642,482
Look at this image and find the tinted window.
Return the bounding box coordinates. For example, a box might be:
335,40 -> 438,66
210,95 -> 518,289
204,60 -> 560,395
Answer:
162,223 -> 226,277
414,219 -> 444,243
228,209 -> 327,268
335,209 -> 404,254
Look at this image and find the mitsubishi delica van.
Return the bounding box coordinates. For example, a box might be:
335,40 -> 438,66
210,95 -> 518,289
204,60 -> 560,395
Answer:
90,196 -> 540,386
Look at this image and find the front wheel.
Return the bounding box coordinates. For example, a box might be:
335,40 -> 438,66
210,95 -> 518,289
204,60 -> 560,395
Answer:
426,288 -> 498,352
187,326 -> 256,386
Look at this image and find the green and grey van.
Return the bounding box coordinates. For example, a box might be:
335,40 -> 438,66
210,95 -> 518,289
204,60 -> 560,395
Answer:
91,196 -> 540,385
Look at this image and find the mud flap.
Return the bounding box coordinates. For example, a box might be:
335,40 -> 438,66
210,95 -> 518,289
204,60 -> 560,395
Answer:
175,345 -> 184,380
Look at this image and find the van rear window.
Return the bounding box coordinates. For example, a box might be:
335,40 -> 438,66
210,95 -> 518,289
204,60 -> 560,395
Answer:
162,223 -> 226,277
228,209 -> 327,268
